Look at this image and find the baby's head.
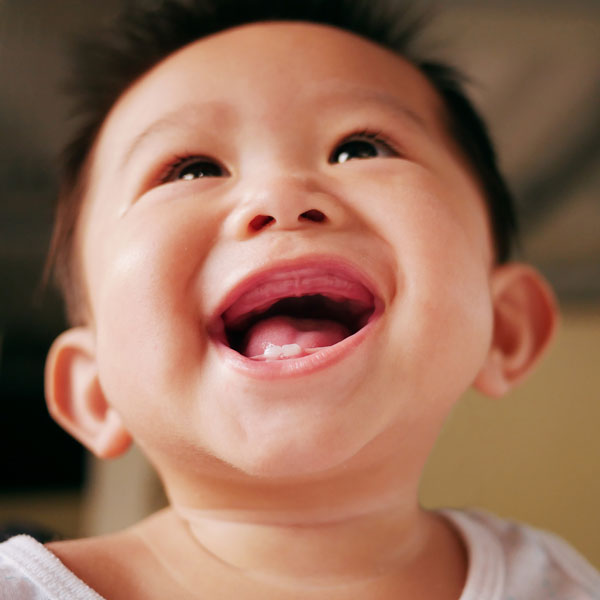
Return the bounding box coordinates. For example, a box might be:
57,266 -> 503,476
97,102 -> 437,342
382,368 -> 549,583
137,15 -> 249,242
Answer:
45,0 -> 556,490
51,0 -> 518,327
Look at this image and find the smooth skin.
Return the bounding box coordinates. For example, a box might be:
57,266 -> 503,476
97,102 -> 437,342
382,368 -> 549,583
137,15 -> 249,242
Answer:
45,22 -> 556,600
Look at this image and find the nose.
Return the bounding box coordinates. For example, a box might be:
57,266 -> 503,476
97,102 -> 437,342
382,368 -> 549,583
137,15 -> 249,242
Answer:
224,174 -> 351,240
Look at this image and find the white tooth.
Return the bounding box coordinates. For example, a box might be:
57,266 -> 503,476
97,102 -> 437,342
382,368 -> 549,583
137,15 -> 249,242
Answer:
281,343 -> 302,357
263,343 -> 283,358
251,343 -> 306,360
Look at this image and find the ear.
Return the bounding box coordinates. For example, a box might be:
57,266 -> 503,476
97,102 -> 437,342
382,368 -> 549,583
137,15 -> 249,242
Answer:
45,327 -> 132,459
474,263 -> 558,398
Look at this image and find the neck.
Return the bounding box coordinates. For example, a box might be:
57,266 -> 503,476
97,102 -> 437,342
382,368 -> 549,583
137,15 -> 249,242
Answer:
156,462 -> 466,595
140,432 -> 468,597
173,502 -> 430,586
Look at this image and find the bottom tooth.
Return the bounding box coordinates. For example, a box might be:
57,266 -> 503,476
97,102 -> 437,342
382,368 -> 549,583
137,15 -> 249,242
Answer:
262,342 -> 302,359
263,343 -> 283,358
249,344 -> 329,361
282,343 -> 302,357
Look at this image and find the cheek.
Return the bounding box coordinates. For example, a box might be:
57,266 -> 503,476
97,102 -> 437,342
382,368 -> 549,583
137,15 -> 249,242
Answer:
372,170 -> 495,399
84,200 -> 219,418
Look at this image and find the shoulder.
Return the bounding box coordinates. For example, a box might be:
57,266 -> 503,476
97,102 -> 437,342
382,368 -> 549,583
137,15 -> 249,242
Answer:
43,512 -> 182,600
441,508 -> 600,600
45,529 -> 152,600
0,534 -> 104,599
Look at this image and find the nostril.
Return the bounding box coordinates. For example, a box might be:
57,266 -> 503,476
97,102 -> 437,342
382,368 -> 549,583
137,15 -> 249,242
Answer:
249,215 -> 275,231
299,209 -> 326,223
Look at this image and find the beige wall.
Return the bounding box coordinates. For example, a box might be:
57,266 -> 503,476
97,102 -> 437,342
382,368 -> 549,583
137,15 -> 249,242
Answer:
421,307 -> 600,568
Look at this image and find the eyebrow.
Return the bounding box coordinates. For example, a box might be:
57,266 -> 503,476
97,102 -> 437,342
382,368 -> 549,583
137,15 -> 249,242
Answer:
119,101 -> 235,170
119,84 -> 428,170
306,81 -> 430,132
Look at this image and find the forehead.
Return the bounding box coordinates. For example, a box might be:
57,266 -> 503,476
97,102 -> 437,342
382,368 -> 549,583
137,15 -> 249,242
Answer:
92,21 -> 449,167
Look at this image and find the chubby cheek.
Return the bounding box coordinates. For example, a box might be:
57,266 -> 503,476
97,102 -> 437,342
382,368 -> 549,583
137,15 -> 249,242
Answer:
84,200 -> 218,428
373,170 -> 495,410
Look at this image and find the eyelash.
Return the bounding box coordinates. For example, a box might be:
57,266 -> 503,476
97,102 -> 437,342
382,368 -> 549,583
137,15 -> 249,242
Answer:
153,128 -> 402,186
154,154 -> 221,185
333,129 -> 401,158
342,129 -> 400,154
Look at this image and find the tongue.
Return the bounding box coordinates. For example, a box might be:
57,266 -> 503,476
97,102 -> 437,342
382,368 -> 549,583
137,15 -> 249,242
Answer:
242,316 -> 349,357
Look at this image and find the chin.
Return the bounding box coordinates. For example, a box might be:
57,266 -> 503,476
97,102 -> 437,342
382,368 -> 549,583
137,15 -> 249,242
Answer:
211,422 -> 370,481
197,362 -> 392,481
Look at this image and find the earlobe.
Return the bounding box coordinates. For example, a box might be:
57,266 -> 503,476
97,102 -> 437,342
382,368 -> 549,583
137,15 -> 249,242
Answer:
45,327 -> 132,459
474,264 -> 558,398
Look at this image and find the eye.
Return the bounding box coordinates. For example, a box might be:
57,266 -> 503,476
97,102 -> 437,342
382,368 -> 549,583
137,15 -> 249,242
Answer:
158,156 -> 228,184
330,131 -> 399,164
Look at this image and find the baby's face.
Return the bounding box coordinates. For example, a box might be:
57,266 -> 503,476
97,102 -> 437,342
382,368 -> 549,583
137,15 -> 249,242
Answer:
79,22 -> 496,481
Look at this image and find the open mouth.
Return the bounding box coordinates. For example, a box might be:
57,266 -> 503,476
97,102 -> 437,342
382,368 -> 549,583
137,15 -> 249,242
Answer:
212,264 -> 379,361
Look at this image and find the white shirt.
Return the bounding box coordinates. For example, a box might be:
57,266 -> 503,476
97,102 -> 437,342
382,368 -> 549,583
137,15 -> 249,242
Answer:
442,509 -> 600,599
1,509 -> 599,599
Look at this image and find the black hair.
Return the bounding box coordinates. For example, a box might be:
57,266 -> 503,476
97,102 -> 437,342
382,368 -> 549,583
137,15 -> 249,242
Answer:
50,0 -> 517,324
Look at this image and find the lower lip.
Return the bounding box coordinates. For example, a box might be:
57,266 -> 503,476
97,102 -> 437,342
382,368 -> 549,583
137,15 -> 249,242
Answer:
212,313 -> 382,380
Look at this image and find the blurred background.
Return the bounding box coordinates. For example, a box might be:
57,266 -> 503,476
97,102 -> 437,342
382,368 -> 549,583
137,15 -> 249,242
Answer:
1,0 -> 599,566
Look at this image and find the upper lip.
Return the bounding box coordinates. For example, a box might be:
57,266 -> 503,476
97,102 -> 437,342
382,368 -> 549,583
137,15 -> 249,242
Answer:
208,256 -> 384,341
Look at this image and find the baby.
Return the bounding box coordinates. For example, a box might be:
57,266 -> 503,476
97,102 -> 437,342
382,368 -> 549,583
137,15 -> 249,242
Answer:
1,0 -> 599,598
